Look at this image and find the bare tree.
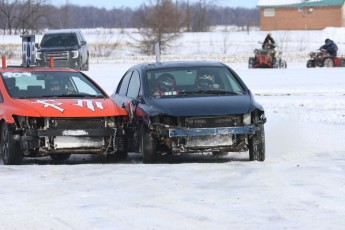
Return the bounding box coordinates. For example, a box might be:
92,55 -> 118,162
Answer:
91,29 -> 122,57
137,0 -> 185,55
0,0 -> 259,34
0,0 -> 49,34
15,0 -> 50,34
0,0 -> 19,34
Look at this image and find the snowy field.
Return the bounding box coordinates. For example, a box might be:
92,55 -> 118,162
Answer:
1,27 -> 345,229
1,60 -> 345,230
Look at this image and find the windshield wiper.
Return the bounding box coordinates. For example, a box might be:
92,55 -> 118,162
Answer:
182,90 -> 242,95
211,90 -> 242,95
40,94 -> 105,98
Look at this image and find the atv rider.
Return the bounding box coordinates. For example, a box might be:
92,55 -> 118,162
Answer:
320,38 -> 338,57
262,33 -> 276,50
262,33 -> 277,64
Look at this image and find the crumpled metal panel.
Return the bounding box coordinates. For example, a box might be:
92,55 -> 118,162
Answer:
168,126 -> 258,138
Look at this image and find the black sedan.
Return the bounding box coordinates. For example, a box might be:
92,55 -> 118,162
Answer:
111,61 -> 266,163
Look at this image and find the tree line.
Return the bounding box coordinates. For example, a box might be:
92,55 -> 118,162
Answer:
0,0 -> 259,35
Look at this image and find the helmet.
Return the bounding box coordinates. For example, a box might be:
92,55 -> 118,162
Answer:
325,38 -> 331,44
196,71 -> 215,90
47,79 -> 61,92
157,74 -> 175,91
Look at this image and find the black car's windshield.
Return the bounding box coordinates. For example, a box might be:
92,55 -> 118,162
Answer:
2,71 -> 106,99
146,66 -> 245,98
40,33 -> 78,47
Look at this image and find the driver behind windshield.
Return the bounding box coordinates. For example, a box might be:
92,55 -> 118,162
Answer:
153,73 -> 177,97
196,71 -> 220,90
46,79 -> 61,93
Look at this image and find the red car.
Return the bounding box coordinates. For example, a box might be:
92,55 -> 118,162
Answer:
0,66 -> 128,165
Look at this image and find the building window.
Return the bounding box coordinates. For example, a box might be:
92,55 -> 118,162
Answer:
264,8 -> 275,17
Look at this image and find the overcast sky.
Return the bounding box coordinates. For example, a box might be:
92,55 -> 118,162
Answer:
52,0 -> 257,9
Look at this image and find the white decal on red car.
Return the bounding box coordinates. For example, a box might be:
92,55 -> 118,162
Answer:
32,99 -> 104,112
74,100 -> 104,111
32,100 -> 64,112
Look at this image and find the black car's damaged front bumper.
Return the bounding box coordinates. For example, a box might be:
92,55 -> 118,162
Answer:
152,124 -> 260,153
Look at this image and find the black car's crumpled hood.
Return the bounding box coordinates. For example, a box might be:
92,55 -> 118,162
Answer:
145,94 -> 252,116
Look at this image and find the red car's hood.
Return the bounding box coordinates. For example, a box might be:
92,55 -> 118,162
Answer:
14,98 -> 127,117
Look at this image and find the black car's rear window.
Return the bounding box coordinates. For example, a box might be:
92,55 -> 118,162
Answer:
146,67 -> 245,97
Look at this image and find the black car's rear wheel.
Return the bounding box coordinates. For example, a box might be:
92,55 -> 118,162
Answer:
1,123 -> 23,165
249,124 -> 265,161
141,124 -> 157,163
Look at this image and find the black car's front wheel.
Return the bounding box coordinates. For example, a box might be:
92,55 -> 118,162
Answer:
0,123 -> 23,165
141,125 -> 158,163
249,124 -> 265,161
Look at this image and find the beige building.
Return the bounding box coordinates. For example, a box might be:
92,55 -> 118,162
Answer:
258,0 -> 345,30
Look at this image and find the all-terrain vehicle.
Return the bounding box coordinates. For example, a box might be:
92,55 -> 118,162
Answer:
248,43 -> 287,69
307,49 -> 345,68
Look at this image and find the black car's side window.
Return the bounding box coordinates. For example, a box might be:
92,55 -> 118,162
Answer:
117,70 -> 133,96
127,70 -> 140,99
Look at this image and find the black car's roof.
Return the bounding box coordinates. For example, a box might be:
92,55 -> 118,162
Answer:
43,29 -> 82,35
132,61 -> 227,71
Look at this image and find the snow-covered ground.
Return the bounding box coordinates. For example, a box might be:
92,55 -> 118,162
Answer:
1,60 -> 345,230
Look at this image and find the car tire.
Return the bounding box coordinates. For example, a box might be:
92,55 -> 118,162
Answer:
249,124 -> 265,161
141,124 -> 157,163
50,153 -> 71,161
84,56 -> 89,71
0,123 -> 23,165
79,57 -> 83,70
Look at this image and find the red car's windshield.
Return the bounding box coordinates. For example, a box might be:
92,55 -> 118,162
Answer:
2,71 -> 105,99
